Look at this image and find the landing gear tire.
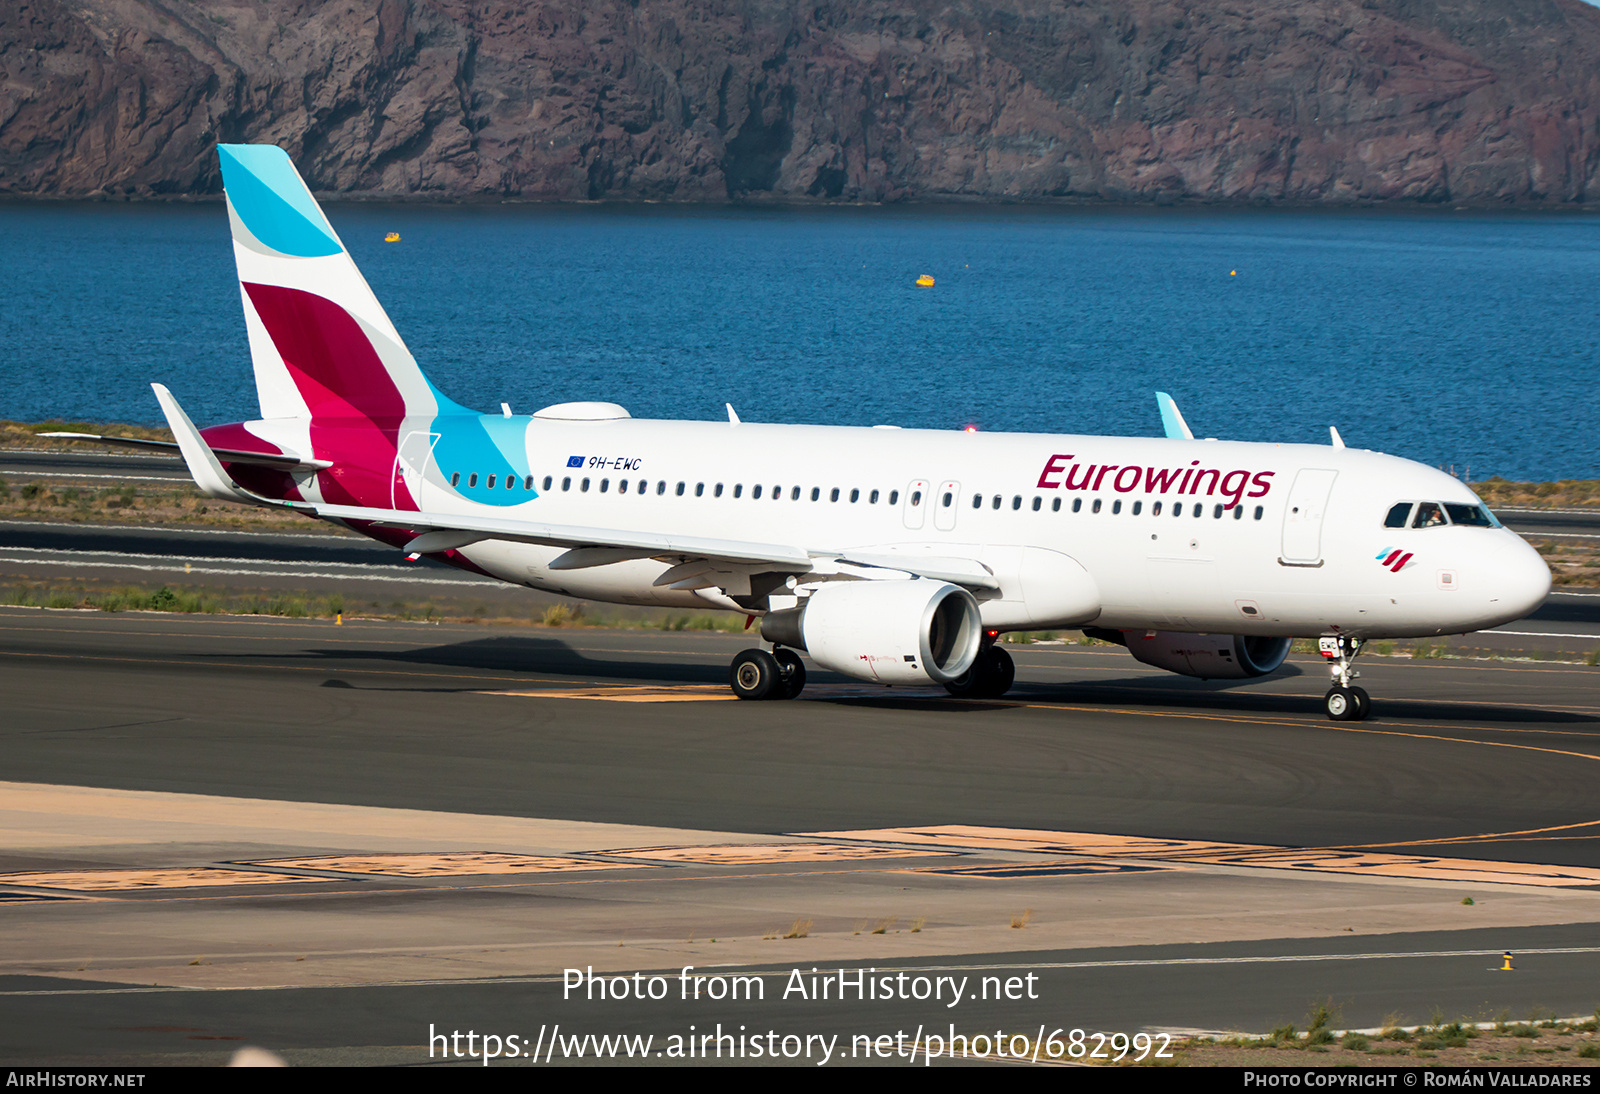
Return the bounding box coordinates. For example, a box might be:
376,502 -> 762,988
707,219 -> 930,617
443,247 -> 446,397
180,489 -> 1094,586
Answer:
1325,686 -> 1370,722
1350,685 -> 1371,721
1325,687 -> 1355,720
730,649 -> 782,700
773,648 -> 806,699
1319,635 -> 1372,721
943,645 -> 1016,699
986,646 -> 1016,697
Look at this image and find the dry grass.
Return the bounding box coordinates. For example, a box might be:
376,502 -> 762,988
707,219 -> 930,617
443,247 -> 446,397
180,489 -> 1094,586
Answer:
1472,477 -> 1600,510
1010,908 -> 1032,929
782,919 -> 811,940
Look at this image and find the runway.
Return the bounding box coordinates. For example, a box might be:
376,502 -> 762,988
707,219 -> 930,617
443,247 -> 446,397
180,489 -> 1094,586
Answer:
3,609 -> 1600,1064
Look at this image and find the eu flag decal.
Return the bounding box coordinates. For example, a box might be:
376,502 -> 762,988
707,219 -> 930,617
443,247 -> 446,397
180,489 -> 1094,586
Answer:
566,456 -> 584,468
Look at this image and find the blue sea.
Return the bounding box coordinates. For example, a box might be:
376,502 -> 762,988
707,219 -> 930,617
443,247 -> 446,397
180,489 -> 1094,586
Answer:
2,200 -> 1597,481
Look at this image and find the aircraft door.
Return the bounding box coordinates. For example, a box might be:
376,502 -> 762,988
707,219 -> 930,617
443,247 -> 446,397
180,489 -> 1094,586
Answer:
903,479 -> 930,530
393,431 -> 440,509
1280,468 -> 1338,565
934,480 -> 960,531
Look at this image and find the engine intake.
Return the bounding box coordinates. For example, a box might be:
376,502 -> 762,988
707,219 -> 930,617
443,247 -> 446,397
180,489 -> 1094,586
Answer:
762,580 -> 982,685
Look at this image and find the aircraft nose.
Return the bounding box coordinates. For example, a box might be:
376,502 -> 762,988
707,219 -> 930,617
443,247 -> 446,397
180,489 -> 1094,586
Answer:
1484,535 -> 1551,624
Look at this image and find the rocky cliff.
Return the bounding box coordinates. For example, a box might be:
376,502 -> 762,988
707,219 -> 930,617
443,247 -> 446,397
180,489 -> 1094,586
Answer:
4,0 -> 1599,203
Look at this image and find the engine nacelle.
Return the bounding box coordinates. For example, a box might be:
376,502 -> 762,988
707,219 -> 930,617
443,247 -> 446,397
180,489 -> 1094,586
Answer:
1088,629 -> 1291,680
762,580 -> 982,685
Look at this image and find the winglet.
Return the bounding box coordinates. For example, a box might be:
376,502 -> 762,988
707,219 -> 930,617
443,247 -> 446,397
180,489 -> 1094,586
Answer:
1329,426 -> 1346,449
1155,392 -> 1194,440
150,383 -> 260,504
726,403 -> 741,426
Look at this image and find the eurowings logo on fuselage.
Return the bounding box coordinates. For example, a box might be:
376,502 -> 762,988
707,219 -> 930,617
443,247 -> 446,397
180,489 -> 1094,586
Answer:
1375,547 -> 1414,572
1036,454 -> 1275,510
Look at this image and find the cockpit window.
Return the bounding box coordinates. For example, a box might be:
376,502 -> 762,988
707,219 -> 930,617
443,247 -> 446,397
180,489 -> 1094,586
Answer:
1412,503 -> 1446,528
1444,503 -> 1498,528
1384,502 -> 1413,528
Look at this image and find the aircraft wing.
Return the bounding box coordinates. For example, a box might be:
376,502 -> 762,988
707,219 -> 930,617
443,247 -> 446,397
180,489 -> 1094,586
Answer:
309,501 -> 814,570
150,381 -> 999,589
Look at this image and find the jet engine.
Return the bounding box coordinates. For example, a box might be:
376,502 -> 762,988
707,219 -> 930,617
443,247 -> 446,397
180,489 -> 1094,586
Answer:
1085,628 -> 1291,680
762,580 -> 982,686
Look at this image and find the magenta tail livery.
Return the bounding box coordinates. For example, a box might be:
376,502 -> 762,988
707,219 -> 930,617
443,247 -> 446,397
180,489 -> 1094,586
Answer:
69,145 -> 1554,720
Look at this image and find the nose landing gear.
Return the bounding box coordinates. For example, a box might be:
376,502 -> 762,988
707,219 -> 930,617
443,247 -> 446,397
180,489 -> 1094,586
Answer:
1319,635 -> 1370,721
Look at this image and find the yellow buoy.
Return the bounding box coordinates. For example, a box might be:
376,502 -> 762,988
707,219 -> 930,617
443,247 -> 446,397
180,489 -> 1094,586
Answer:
1229,270 -> 1236,276
916,274 -> 935,287
385,232 -> 401,243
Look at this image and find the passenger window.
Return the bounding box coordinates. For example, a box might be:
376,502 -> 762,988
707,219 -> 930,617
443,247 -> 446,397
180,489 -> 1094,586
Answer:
1072,498 -> 1082,513
675,482 -> 685,496
1384,502 -> 1413,528
543,476 -> 553,491
810,487 -> 820,501
560,476 -> 569,491
1444,503 -> 1495,527
487,474 -> 497,489
1254,505 -> 1263,520
1112,500 -> 1121,514
870,489 -> 879,504
1031,497 -> 1041,511
581,477 -> 590,492
792,486 -> 801,500
1092,498 -> 1102,513
450,472 -> 460,487
972,493 -> 982,509
1152,500 -> 1162,516
772,485 -> 781,501
733,484 -> 742,498
656,481 -> 666,495
696,483 -> 705,497
851,488 -> 860,503
714,483 -> 723,497
991,495 -> 1001,510
1132,501 -> 1141,515
637,479 -> 646,494
1412,502 -> 1446,528
889,491 -> 899,505
1233,505 -> 1243,519
1213,503 -> 1222,518
943,492 -> 953,508
1011,496 -> 1022,510
753,485 -> 763,499
619,479 -> 629,494
470,473 -> 480,488
1052,498 -> 1061,512
600,478 -> 609,493
524,475 -> 534,490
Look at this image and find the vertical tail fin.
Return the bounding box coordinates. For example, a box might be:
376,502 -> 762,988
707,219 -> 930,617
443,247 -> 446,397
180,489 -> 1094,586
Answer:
218,145 -> 464,422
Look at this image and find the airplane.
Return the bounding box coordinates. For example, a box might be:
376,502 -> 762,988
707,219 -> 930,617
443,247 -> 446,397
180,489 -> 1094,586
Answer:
47,144 -> 1552,721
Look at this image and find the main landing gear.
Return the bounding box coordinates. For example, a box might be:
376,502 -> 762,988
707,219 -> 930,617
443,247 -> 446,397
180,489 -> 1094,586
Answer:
729,647 -> 806,700
1319,635 -> 1370,721
942,642 -> 1015,699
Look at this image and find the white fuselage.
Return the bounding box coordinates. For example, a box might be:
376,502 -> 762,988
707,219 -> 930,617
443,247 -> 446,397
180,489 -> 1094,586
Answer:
387,415 -> 1550,640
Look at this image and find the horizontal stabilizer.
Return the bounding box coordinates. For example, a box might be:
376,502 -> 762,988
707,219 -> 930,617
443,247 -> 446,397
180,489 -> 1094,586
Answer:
39,432 -> 330,472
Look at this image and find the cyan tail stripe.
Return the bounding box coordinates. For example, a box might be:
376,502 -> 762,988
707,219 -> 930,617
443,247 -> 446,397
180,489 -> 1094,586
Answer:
219,145 -> 342,259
